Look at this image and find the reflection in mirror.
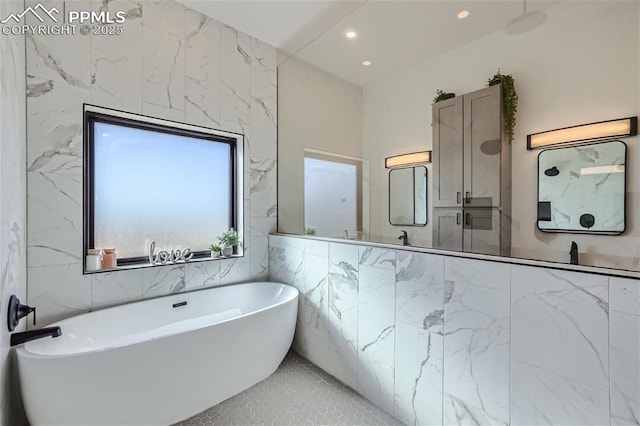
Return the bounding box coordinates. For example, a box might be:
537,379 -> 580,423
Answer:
278,0 -> 640,271
389,167 -> 427,226
304,149 -> 368,239
538,140 -> 626,234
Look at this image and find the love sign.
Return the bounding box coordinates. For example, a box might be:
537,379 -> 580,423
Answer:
148,241 -> 194,265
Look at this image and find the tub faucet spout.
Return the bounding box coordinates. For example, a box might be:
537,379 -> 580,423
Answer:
10,327 -> 62,347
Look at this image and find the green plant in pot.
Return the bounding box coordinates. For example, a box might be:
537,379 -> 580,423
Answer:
487,69 -> 518,144
433,89 -> 456,103
217,229 -> 240,257
209,243 -> 221,258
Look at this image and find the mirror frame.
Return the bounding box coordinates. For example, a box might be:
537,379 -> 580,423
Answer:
388,166 -> 428,227
536,140 -> 627,235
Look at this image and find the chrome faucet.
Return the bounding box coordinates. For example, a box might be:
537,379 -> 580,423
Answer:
344,229 -> 349,239
398,230 -> 409,246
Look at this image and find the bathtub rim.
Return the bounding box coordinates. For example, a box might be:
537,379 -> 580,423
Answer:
15,281 -> 298,360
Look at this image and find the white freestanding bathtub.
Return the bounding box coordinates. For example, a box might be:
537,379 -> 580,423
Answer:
15,282 -> 298,426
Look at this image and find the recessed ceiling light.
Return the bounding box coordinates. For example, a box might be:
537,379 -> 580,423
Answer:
457,10 -> 469,19
362,60 -> 372,66
345,31 -> 357,39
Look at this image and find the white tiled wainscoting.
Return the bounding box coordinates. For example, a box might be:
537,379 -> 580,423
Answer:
269,234 -> 640,426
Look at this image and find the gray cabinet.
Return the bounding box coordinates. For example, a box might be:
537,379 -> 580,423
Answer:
432,208 -> 463,251
432,85 -> 511,256
432,96 -> 463,207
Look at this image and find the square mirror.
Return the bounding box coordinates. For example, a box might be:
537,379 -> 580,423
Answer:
537,140 -> 626,234
389,166 -> 427,226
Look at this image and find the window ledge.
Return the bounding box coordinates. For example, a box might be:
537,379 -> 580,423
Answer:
83,254 -> 244,275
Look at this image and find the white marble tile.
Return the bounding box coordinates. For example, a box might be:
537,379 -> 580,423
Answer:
142,24 -> 185,110
249,37 -> 276,160
221,24 -> 252,64
295,252 -> 330,370
396,252 -> 444,327
91,268 -> 143,308
359,247 -> 396,271
511,359 -> 610,426
27,263 -> 91,326
328,243 -> 359,389
185,11 -> 221,82
142,102 -> 184,122
184,77 -> 220,128
220,56 -> 250,136
91,49 -> 142,113
443,278 -> 510,422
143,0 -> 185,37
27,79 -> 88,175
25,4 -> 90,89
444,257 -> 510,291
27,172 -> 82,267
90,0 -> 143,61
302,239 -> 329,258
358,265 -> 395,414
395,321 -> 443,426
250,158 -> 277,218
142,264 -> 185,298
511,265 -> 609,390
184,260 -> 221,290
610,276 -> 640,316
443,394 -> 508,426
610,311 -> 640,425
268,243 -> 303,286
219,256 -> 251,285
250,218 -> 276,280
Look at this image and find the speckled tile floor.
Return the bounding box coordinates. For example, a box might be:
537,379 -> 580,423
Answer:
174,351 -> 404,426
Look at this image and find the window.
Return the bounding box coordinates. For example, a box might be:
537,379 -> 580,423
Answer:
84,105 -> 243,268
303,150 -> 366,238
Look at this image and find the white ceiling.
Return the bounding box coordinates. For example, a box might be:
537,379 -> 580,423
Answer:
176,0 -> 366,60
177,0 -> 559,86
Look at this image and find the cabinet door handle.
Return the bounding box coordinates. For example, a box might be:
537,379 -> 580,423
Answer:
456,213 -> 461,225
465,213 -> 471,226
465,192 -> 471,204
457,192 -> 461,204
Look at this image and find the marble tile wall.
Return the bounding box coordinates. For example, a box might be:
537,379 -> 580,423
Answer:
270,234 -> 640,426
25,0 -> 277,325
0,1 -> 28,424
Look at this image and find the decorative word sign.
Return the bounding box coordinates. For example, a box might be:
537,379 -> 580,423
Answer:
148,241 -> 194,265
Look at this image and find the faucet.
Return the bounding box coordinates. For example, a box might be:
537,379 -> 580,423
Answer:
10,327 -> 62,347
398,230 -> 409,246
344,229 -> 349,239
570,241 -> 579,265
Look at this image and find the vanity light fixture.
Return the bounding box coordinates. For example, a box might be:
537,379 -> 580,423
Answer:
527,117 -> 637,149
385,151 -> 432,168
362,60 -> 372,66
457,10 -> 469,19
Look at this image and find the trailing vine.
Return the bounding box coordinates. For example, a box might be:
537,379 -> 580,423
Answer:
433,89 -> 455,104
487,69 -> 518,144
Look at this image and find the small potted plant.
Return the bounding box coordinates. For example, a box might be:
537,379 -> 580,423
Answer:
487,69 -> 518,144
209,243 -> 221,258
217,229 -> 240,257
433,89 -> 456,103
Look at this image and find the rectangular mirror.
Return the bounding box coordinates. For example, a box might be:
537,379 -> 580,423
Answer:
537,140 -> 626,234
389,166 -> 427,226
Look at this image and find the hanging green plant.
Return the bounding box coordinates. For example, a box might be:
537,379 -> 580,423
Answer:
433,89 -> 456,104
487,69 -> 518,144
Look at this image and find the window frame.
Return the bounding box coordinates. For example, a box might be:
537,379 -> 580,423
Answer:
83,104 -> 243,269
